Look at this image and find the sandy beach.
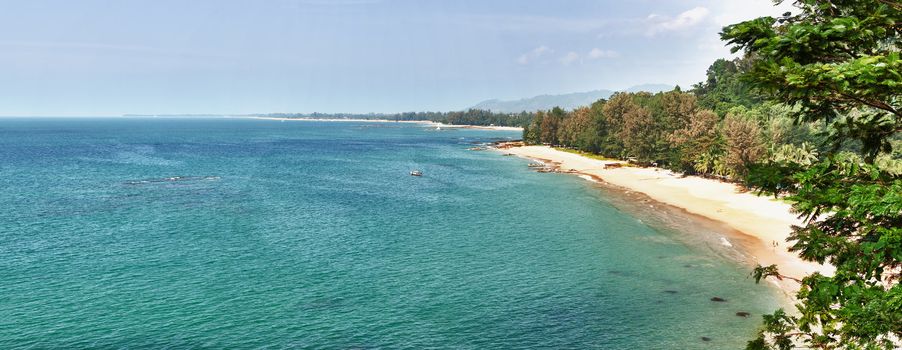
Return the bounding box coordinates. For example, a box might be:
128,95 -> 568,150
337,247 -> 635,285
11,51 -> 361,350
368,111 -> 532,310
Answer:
501,145 -> 832,298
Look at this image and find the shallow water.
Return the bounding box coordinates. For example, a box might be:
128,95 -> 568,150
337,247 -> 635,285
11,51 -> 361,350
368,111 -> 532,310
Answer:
0,118 -> 779,348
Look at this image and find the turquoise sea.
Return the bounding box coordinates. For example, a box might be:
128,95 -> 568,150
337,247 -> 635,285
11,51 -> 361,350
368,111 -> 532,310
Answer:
0,118 -> 780,348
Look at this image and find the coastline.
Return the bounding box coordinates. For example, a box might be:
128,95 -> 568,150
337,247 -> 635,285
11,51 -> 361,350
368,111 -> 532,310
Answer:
244,116 -> 524,131
243,116 -> 430,123
427,122 -> 524,131
499,145 -> 832,299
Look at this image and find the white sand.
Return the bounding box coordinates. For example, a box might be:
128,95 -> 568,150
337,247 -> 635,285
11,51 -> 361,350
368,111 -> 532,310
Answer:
504,145 -> 832,297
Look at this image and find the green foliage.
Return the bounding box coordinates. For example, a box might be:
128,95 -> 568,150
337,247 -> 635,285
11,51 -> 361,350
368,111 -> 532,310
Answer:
440,109 -> 536,127
771,142 -> 819,166
621,104 -> 657,163
557,107 -> 599,151
724,0 -> 902,348
260,109 -> 535,128
752,264 -> 782,283
693,151 -> 718,175
524,88 -> 799,178
780,159 -> 902,348
693,57 -> 763,114
671,109 -> 722,173
723,111 -> 768,177
747,309 -> 796,350
722,0 -> 901,160
524,113 -> 543,144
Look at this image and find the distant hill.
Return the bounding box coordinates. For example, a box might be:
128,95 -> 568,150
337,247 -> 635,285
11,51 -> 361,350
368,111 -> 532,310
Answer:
470,84 -> 674,113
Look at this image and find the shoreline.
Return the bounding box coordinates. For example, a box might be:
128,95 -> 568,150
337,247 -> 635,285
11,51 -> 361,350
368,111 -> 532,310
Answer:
243,116 -> 430,123
499,145 -> 832,300
244,116 -> 524,131
427,122 -> 524,131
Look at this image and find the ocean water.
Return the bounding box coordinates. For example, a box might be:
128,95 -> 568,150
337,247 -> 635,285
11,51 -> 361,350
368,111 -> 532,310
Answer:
0,118 -> 780,348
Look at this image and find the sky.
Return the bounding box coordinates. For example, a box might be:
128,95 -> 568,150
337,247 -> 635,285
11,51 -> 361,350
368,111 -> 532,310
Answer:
0,0 -> 793,116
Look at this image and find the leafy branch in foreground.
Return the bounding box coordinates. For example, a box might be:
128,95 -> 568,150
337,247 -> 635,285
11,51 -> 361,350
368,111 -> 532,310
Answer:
722,0 -> 902,348
752,264 -> 802,283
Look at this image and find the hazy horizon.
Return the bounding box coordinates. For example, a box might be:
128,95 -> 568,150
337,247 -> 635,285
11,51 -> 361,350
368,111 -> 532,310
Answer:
1,0 -> 791,116
0,83 -> 673,117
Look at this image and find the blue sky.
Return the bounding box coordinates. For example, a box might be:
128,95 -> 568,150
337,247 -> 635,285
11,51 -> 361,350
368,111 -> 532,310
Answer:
0,0 -> 792,116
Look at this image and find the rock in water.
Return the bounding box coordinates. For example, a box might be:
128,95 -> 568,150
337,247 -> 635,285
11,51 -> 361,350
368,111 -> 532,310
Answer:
710,297 -> 727,302
736,312 -> 751,317
701,337 -> 712,342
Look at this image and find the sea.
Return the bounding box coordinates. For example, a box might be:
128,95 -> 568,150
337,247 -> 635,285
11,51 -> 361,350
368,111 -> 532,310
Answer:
0,117 -> 781,348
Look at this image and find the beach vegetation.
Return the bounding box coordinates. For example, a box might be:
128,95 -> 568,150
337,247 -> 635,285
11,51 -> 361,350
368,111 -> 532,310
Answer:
257,109 -> 536,127
720,0 -> 901,348
522,2 -> 900,346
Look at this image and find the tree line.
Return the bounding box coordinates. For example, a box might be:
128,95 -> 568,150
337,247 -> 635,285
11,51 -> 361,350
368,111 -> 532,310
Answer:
256,109 -> 533,127
527,1 -> 900,347
521,66 -> 840,181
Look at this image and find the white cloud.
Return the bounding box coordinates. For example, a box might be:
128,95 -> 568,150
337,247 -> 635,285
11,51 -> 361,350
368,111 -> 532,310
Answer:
517,45 -> 553,64
533,46 -> 551,55
587,48 -> 618,59
694,0 -> 798,57
647,6 -> 710,36
713,0 -> 797,27
521,47 -> 616,66
560,51 -> 580,65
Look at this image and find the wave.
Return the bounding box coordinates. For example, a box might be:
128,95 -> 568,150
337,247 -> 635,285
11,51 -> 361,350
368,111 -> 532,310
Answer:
123,176 -> 220,185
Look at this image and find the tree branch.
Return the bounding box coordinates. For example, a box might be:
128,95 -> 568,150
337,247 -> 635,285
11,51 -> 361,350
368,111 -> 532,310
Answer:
776,274 -> 803,283
836,92 -> 900,117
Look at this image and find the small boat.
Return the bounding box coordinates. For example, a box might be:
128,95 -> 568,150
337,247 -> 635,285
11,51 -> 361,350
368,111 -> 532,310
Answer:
410,170 -> 423,176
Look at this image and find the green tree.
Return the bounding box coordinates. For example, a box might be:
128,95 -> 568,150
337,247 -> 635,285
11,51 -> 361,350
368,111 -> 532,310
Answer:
723,111 -> 767,178
761,104 -> 821,148
659,90 -> 699,131
670,109 -> 722,173
600,93 -> 634,157
692,57 -> 763,114
524,112 -> 544,144
722,0 -> 902,348
621,106 -> 657,163
558,107 -> 596,150
656,91 -> 700,165
584,99 -> 610,154
539,107 -> 565,145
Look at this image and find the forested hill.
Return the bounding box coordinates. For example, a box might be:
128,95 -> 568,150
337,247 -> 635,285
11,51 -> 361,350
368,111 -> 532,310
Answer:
471,84 -> 672,113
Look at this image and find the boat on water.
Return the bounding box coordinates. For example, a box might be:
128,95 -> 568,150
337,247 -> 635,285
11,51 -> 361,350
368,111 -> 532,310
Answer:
410,170 -> 423,176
